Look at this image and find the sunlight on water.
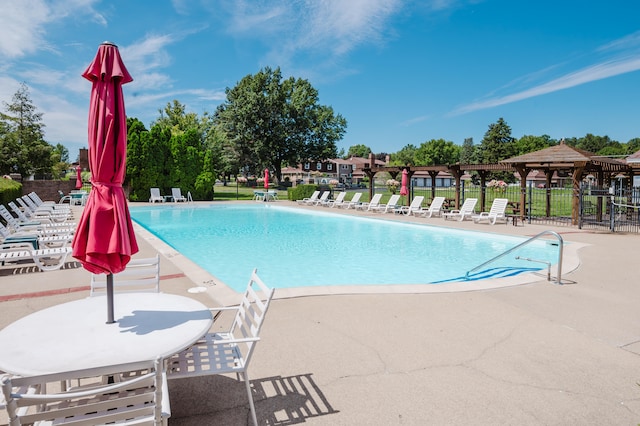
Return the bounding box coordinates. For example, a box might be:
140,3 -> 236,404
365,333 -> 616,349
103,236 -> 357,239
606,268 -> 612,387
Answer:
130,204 -> 558,293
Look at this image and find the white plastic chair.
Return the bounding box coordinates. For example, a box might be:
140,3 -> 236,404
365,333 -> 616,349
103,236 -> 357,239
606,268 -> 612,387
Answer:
149,188 -> 165,203
341,192 -> 362,209
90,254 -> 160,296
1,357 -> 170,425
0,246 -> 72,271
443,198 -> 478,221
296,190 -> 320,205
171,188 -> 187,202
356,193 -> 383,211
416,196 -> 446,218
167,268 -> 275,426
472,198 -> 509,225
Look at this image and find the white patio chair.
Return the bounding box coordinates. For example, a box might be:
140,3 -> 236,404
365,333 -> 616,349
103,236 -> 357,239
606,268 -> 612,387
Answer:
1,357 -> 170,425
340,192 -> 362,209
171,187 -> 187,202
324,191 -> 347,207
90,254 -> 160,296
0,246 -> 72,271
310,191 -> 330,206
372,194 -> 401,213
443,198 -> 478,221
472,198 -> 509,225
395,195 -> 424,215
356,193 -> 383,211
167,268 -> 275,426
149,187 -> 165,203
296,190 -> 320,205
415,196 -> 446,218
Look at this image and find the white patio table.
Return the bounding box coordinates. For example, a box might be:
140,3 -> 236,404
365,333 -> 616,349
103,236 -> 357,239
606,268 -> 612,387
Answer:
0,292 -> 212,376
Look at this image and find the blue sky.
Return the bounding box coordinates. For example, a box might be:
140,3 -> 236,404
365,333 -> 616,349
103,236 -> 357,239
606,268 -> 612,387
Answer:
1,0 -> 639,160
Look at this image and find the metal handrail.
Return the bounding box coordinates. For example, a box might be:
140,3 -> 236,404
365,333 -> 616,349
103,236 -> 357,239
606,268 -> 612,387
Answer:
465,230 -> 564,285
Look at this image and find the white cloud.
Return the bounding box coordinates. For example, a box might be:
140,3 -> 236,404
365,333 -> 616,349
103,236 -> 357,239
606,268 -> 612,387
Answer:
0,0 -> 51,58
452,31 -> 640,116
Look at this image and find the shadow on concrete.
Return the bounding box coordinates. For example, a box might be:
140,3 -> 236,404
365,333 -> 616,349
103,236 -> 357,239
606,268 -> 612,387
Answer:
169,373 -> 338,425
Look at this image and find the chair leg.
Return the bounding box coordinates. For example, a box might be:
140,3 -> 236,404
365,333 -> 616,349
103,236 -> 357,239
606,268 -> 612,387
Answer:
241,371 -> 258,426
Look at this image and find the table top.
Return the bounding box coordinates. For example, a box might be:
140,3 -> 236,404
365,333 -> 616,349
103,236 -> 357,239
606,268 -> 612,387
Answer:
0,293 -> 212,376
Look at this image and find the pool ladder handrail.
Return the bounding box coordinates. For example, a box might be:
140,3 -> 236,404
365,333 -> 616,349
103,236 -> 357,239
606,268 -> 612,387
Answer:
465,230 -> 564,285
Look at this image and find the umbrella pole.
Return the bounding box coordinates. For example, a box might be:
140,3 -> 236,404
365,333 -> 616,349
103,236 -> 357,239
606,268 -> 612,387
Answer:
106,273 -> 115,324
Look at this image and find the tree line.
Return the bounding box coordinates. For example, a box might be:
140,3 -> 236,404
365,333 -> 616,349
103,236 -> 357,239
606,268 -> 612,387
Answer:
2,74 -> 640,197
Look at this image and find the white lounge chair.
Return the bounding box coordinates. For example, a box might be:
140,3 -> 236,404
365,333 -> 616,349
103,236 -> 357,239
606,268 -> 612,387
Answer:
297,190 -> 320,205
472,198 -> 509,225
416,196 -> 446,218
90,254 -> 161,296
1,357 -> 170,426
0,245 -> 72,271
310,191 -> 330,206
17,197 -> 71,222
171,187 -> 187,202
373,194 -> 401,213
149,187 -> 165,203
167,268 -> 275,426
395,195 -> 425,215
443,198 -> 478,221
6,202 -> 75,228
341,192 -> 363,209
323,191 -> 347,207
356,193 -> 383,211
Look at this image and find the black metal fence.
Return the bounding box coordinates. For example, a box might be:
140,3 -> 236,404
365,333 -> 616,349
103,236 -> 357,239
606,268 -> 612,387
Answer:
408,182 -> 640,233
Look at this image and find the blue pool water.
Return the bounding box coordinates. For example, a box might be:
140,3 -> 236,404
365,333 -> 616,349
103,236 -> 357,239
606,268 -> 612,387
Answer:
129,204 -> 559,293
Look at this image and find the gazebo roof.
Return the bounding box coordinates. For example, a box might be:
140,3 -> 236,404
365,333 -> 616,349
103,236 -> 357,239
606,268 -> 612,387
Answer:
501,143 -> 628,172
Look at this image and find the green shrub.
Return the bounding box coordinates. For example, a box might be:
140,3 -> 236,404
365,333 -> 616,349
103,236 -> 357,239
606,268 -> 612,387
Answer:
288,184 -> 318,201
0,178 -> 22,206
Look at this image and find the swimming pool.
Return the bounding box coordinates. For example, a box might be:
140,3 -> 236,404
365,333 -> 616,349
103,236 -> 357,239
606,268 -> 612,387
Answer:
129,204 -> 560,293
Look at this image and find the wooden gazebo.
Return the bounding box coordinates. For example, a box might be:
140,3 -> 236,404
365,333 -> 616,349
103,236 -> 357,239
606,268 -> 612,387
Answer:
501,142 -> 630,224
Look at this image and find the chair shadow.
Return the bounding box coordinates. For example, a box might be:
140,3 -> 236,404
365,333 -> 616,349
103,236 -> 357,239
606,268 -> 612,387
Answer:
168,373 -> 338,425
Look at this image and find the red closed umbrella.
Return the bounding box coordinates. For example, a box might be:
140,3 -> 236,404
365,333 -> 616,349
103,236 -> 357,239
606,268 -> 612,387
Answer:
400,168 -> 408,204
264,168 -> 269,190
75,165 -> 83,190
72,42 -> 139,323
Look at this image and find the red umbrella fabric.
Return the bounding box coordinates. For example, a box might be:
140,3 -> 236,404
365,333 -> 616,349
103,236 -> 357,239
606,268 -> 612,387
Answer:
72,42 -> 139,278
75,165 -> 83,189
264,168 -> 269,190
400,168 -> 409,199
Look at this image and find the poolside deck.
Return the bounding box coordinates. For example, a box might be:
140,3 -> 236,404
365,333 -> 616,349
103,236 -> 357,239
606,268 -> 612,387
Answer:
1,201 -> 639,425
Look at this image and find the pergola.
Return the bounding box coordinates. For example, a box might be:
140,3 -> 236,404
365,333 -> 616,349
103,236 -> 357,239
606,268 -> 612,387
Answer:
364,143 -> 631,225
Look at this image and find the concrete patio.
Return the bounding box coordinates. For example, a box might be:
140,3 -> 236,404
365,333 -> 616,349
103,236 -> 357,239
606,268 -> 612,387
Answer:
1,202 -> 639,425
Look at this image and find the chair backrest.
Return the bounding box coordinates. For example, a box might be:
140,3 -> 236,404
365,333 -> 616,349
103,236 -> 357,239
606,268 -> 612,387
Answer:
1,358 -> 166,425
15,197 -> 33,214
488,198 -> 509,216
230,268 -> 275,366
409,195 -> 424,210
171,188 -> 184,199
0,205 -> 16,225
334,191 -> 347,203
460,198 -> 478,212
387,194 -> 401,206
429,196 -> 445,211
367,193 -> 383,209
317,191 -> 330,202
90,254 -> 160,296
307,191 -> 320,200
349,192 -> 362,204
150,188 -> 161,198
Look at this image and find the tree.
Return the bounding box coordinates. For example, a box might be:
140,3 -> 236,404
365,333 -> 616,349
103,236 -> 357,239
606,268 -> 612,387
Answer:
460,137 -> 477,164
214,67 -> 346,181
414,139 -> 460,166
1,83 -> 53,177
515,134 -> 556,156
389,144 -> 418,166
478,117 -> 517,182
346,144 -> 372,158
626,138 -> 640,154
